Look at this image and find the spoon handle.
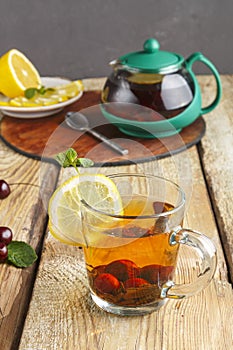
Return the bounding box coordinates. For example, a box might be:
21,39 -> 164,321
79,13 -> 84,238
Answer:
88,129 -> 128,155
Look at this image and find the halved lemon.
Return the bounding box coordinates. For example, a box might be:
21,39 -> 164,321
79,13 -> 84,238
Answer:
0,49 -> 41,98
48,174 -> 123,246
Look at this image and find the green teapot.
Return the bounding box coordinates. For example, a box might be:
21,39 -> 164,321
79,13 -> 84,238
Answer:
101,38 -> 222,138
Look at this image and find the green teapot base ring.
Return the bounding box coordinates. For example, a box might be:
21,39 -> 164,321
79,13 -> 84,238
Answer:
100,104 -> 186,139
118,126 -> 182,139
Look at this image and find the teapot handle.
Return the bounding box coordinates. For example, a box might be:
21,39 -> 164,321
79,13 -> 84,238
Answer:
185,52 -> 222,115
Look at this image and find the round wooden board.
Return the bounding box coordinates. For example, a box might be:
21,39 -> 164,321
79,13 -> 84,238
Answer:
0,90 -> 205,167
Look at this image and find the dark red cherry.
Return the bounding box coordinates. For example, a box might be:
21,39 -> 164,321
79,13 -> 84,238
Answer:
0,227 -> 13,245
124,277 -> 149,288
105,259 -> 139,282
0,242 -> 8,261
0,180 -> 11,199
93,273 -> 121,295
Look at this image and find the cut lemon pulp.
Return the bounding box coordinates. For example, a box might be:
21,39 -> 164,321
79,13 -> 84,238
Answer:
0,49 -> 41,98
48,174 -> 123,246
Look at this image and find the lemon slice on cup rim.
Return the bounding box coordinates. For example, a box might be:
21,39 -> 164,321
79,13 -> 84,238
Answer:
48,174 -> 123,246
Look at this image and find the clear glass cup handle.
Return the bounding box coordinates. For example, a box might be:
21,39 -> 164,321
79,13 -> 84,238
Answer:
161,227 -> 217,299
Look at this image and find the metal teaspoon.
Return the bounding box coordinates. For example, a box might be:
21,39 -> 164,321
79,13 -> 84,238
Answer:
65,112 -> 128,155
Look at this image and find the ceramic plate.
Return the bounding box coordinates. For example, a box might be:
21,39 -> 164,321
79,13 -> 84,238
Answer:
0,77 -> 83,118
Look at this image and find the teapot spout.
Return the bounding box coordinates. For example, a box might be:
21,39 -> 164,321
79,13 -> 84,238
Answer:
109,59 -> 122,68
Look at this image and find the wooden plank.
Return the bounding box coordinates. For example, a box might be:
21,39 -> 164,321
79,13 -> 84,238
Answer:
0,139 -> 59,350
19,147 -> 233,350
198,75 -> 233,281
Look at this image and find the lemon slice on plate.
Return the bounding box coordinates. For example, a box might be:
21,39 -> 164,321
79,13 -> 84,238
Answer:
0,49 -> 41,98
55,80 -> 84,98
9,95 -> 64,107
48,174 -> 123,246
7,80 -> 83,107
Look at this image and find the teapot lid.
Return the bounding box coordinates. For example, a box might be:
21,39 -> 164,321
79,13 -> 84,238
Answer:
118,38 -> 184,73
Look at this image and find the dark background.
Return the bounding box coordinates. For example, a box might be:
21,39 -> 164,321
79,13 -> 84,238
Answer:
0,0 -> 232,79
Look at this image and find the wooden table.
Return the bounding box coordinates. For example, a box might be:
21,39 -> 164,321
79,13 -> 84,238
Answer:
0,76 -> 232,350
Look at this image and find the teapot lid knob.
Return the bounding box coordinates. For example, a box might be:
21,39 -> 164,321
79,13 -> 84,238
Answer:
143,38 -> 160,53
117,38 -> 184,73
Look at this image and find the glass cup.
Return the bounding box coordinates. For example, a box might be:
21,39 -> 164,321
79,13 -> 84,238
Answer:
81,173 -> 217,316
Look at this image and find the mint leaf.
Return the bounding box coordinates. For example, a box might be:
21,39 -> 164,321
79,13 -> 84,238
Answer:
55,148 -> 94,172
66,148 -> 78,163
24,88 -> 37,99
55,152 -> 69,168
38,86 -> 55,95
7,241 -> 38,268
55,148 -> 77,168
24,86 -> 55,99
76,158 -> 94,168
39,86 -> 46,95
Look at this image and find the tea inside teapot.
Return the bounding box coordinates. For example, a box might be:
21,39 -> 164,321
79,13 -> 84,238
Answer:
101,67 -> 195,121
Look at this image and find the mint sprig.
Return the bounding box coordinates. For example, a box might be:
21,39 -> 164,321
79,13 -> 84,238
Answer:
24,86 -> 55,99
55,148 -> 94,173
7,241 -> 38,268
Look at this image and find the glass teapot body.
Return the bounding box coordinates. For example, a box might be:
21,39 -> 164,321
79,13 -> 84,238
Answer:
101,66 -> 195,121
101,39 -> 222,124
